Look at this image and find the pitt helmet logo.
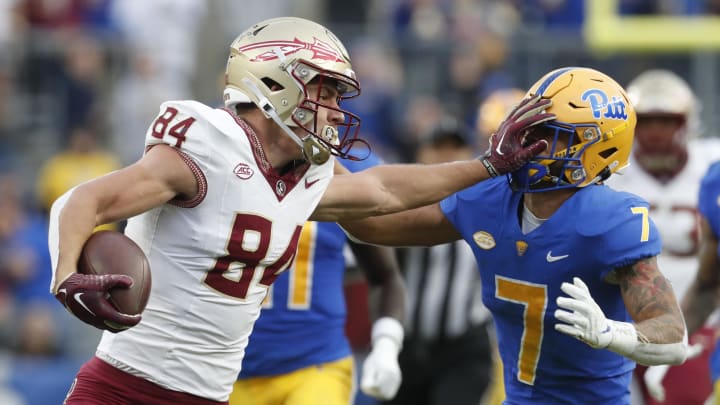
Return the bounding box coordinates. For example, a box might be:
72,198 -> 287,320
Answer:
581,89 -> 628,120
473,231 -> 496,250
238,37 -> 344,62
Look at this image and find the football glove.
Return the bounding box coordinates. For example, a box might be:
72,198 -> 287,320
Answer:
360,317 -> 403,400
54,273 -> 141,333
480,94 -> 555,177
554,277 -> 637,353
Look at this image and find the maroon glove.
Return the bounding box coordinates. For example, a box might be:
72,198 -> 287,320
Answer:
480,95 -> 556,177
54,273 -> 141,333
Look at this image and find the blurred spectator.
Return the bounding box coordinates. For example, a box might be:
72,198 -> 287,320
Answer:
109,0 -> 206,164
521,0 -> 584,30
344,40 -> 404,162
36,124 -> 120,223
13,302 -> 59,357
6,301 -> 86,404
386,117 -> 495,405
14,0 -> 114,95
401,95 -> 445,162
0,173 -> 52,307
58,34 -> 106,137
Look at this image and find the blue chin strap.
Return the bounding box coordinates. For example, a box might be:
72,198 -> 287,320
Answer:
510,161 -> 549,189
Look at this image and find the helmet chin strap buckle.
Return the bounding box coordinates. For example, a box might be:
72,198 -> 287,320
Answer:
303,136 -> 331,165
302,125 -> 338,165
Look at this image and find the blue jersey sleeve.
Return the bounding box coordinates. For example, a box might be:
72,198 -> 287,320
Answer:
699,161 -> 720,238
567,186 -> 661,277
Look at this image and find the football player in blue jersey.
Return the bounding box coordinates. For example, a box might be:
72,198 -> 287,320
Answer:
229,151 -> 405,405
339,67 -> 689,405
680,161 -> 720,405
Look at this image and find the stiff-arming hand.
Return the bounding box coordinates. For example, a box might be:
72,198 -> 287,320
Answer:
481,94 -> 555,177
554,277 -> 628,349
54,273 -> 141,333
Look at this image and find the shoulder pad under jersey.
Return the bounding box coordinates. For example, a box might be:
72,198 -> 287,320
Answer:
575,185 -> 652,237
144,100 -> 235,160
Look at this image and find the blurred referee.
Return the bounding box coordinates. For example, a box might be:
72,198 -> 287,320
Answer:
384,117 -> 495,405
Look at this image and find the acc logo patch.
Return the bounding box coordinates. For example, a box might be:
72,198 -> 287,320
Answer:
234,163 -> 254,179
473,231 -> 496,250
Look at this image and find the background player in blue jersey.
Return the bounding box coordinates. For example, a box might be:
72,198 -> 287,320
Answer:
230,151 -> 405,405
339,67 -> 688,405
681,161 -> 720,405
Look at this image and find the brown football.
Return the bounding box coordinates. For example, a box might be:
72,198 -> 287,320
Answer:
78,230 -> 152,316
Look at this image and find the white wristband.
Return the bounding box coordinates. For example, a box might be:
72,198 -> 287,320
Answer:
371,317 -> 404,350
48,187 -> 77,293
606,320 -> 638,356
607,320 -> 688,365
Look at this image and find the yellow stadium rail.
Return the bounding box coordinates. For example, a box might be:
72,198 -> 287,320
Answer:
584,0 -> 720,51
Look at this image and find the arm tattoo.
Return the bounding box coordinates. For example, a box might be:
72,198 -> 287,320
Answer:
614,257 -> 685,344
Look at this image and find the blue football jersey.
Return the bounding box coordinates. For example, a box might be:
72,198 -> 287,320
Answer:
239,153 -> 381,378
698,161 -> 720,382
440,178 -> 662,405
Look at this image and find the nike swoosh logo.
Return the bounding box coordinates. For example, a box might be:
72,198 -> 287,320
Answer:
73,292 -> 97,316
546,251 -> 569,262
305,177 -> 320,189
494,132 -> 506,156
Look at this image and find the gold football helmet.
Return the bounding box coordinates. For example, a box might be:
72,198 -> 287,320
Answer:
511,67 -> 637,192
224,17 -> 362,164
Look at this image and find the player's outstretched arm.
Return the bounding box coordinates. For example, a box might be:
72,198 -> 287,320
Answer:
49,145 -> 196,307
554,258 -> 687,366
312,95 -> 554,222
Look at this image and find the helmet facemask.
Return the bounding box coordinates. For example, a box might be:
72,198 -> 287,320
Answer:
288,61 -> 366,163
510,122 -> 605,192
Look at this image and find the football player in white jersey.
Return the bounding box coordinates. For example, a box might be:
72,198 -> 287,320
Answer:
47,17 -> 553,405
606,69 -> 720,405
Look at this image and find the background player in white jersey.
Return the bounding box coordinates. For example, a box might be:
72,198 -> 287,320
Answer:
606,69 -> 720,405
47,17 -> 553,405
340,67 -> 689,405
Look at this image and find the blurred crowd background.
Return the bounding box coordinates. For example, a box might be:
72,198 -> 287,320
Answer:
1,0 -> 720,403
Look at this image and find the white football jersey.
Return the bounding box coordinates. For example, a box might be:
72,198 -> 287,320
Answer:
96,100 -> 334,401
607,138 -> 720,300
